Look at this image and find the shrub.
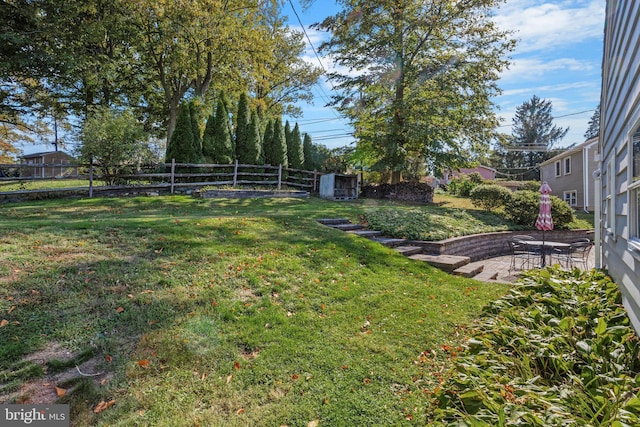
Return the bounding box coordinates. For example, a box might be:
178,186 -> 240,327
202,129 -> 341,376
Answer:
502,190 -> 575,228
469,184 -> 511,211
447,174 -> 483,197
517,180 -> 542,191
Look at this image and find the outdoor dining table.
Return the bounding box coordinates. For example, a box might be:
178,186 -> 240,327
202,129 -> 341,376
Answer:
521,240 -> 570,268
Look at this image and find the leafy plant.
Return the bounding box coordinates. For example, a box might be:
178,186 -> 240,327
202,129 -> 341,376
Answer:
430,268 -> 640,426
469,184 -> 511,211
502,190 -> 575,229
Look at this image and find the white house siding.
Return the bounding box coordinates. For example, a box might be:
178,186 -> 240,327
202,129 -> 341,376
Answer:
600,1 -> 640,331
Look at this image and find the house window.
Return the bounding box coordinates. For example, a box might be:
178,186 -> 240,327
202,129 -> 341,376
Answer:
564,157 -> 571,175
555,160 -> 561,177
563,190 -> 577,206
630,130 -> 640,250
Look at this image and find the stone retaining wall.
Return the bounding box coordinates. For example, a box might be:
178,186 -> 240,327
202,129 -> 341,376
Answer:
409,229 -> 594,262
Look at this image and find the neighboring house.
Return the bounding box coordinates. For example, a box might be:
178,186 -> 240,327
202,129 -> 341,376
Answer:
599,1 -> 640,332
441,165 -> 496,184
539,137 -> 599,211
20,151 -> 77,178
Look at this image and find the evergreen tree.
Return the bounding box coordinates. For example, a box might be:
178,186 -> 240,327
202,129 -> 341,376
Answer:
166,101 -> 196,163
262,119 -> 275,165
202,108 -> 216,161
241,111 -> 262,165
303,133 -> 313,170
189,98 -> 203,162
211,97 -> 234,164
498,95 -> 568,179
584,104 -> 600,140
271,118 -> 288,168
235,92 -> 251,162
288,123 -> 304,169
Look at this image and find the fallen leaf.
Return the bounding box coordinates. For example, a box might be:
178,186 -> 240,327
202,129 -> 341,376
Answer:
55,386 -> 67,397
8,305 -> 16,314
236,408 -> 245,415
0,319 -> 8,328
137,359 -> 150,368
308,420 -> 319,427
233,361 -> 241,370
148,320 -> 158,325
226,374 -> 233,384
105,355 -> 113,363
100,378 -> 108,386
127,294 -> 134,299
116,307 -> 124,313
93,400 -> 116,413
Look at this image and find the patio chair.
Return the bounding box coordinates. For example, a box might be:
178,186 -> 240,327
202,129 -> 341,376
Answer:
508,238 -> 540,271
552,241 -> 592,270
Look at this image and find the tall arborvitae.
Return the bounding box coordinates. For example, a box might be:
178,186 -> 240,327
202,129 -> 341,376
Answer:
303,133 -> 313,170
166,101 -> 196,163
189,98 -> 203,162
241,110 -> 262,165
271,118 -> 288,168
211,97 -> 234,164
262,119 -> 274,165
235,92 -> 251,162
288,123 -> 304,169
202,107 -> 216,161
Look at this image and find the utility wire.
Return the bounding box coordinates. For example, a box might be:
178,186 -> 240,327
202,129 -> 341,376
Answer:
287,0 -> 343,121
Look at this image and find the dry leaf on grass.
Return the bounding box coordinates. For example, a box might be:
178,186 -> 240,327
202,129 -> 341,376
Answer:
0,319 -> 8,327
93,400 -> 116,413
137,359 -> 150,368
55,386 -> 66,397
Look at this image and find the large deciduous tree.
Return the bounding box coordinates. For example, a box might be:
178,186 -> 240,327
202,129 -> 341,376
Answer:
313,0 -> 514,183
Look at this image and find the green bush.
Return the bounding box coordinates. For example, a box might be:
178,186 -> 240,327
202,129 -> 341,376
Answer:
517,180 -> 541,192
502,190 -> 575,228
448,173 -> 484,197
469,184 -> 511,211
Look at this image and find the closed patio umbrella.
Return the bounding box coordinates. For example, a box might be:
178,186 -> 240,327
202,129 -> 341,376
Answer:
535,181 -> 554,267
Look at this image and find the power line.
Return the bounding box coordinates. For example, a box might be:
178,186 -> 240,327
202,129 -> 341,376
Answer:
497,108 -> 596,128
287,0 -> 344,122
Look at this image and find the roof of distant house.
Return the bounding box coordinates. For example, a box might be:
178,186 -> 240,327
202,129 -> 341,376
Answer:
540,137 -> 598,167
20,151 -> 74,159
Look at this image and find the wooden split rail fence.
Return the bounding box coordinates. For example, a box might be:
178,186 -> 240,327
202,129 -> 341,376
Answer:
0,160 -> 323,199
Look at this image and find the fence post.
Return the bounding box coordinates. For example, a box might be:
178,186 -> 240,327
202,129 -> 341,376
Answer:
170,159 -> 175,194
278,164 -> 282,190
89,157 -> 94,198
233,160 -> 238,188
313,170 -> 318,193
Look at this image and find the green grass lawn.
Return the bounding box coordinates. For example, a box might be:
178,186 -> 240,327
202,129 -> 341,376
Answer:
0,195 -> 511,426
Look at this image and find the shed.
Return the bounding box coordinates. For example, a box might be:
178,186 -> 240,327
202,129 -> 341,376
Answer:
319,173 -> 359,200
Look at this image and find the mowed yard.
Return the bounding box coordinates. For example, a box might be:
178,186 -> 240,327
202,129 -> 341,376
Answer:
0,195 -> 513,426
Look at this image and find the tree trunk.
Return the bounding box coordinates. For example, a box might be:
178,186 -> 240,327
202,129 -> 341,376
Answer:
391,170 -> 402,184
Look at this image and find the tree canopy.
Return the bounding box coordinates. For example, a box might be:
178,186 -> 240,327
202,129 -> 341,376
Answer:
312,0 -> 514,182
492,95 -> 568,180
0,0 -> 320,161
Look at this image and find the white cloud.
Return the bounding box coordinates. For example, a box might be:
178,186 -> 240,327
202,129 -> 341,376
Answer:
494,0 -> 605,53
501,57 -> 596,82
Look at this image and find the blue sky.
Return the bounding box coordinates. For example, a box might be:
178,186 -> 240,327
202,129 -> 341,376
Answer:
282,0 -> 605,151
20,0 -> 604,156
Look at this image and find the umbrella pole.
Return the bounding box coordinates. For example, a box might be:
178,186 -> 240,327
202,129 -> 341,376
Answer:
541,229 -> 546,267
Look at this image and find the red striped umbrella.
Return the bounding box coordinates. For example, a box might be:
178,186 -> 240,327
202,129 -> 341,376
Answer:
536,181 -> 553,267
535,181 -> 554,231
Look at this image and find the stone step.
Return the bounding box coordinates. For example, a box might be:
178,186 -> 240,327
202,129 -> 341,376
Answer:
409,254 -> 471,272
453,263 -> 484,278
316,218 -> 351,225
348,229 -> 384,238
330,223 -> 364,231
394,246 -> 424,256
371,237 -> 407,247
